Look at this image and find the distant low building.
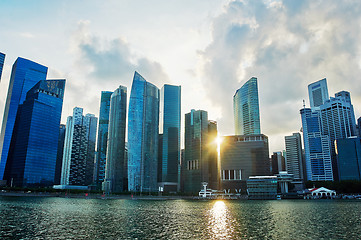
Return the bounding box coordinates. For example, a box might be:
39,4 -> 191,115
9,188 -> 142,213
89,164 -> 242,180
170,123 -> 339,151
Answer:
247,176 -> 277,200
307,187 -> 336,199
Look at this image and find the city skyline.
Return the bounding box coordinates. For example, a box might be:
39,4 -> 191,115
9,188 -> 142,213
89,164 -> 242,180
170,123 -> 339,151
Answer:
1,1 -> 361,153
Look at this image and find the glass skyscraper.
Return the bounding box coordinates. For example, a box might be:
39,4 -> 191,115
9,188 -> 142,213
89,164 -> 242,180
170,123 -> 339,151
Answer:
94,91 -> 113,189
0,57 -> 48,180
233,77 -> 261,135
335,137 -> 361,181
61,107 -> 97,187
300,108 -> 333,181
308,78 -> 329,108
128,72 -> 159,193
103,86 -> 127,193
182,110 -> 218,193
159,84 -> 181,190
0,52 -> 5,82
4,80 -> 65,187
55,124 -> 66,185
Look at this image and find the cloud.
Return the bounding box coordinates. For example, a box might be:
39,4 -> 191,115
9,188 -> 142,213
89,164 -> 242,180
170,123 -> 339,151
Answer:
61,21 -> 170,120
198,0 -> 361,151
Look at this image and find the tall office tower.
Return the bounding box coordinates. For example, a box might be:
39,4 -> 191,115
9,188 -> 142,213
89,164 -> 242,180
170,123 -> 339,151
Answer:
358,117 -> 361,138
0,52 -> 5,82
54,124 -> 66,185
208,120 -> 219,190
0,57 -> 48,180
183,110 -> 218,193
61,107 -> 98,187
157,134 -> 163,183
271,152 -> 285,175
94,91 -> 113,189
233,77 -> 261,135
308,78 -> 329,108
319,92 -> 357,180
284,133 -> 305,181
335,137 -> 361,180
103,86 -> 127,193
300,108 -> 333,181
220,134 -> 270,192
159,84 -> 181,192
128,72 -> 159,193
4,80 -> 65,187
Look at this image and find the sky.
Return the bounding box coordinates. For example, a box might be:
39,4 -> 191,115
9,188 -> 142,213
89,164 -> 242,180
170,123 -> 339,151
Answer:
0,0 -> 361,153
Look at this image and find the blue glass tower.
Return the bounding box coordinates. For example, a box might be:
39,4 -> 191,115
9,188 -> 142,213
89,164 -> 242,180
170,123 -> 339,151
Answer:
233,77 -> 261,135
300,108 -> 333,181
94,91 -> 113,188
0,57 -> 48,180
4,80 -> 65,187
128,72 -> 159,193
335,138 -> 361,180
0,52 -> 5,82
103,86 -> 127,193
159,85 -> 181,190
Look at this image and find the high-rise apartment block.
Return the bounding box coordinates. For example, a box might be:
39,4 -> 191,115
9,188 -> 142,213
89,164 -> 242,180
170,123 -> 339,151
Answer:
103,86 -> 127,193
233,77 -> 261,135
182,110 -> 218,193
308,78 -> 329,108
0,52 -> 5,82
94,91 -> 113,189
128,72 -> 159,193
159,84 -> 181,191
0,57 -> 48,180
4,80 -> 65,187
61,107 -> 97,187
284,133 -> 304,181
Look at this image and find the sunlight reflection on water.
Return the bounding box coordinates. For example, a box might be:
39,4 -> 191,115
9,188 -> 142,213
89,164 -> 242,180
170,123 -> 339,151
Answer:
208,200 -> 234,239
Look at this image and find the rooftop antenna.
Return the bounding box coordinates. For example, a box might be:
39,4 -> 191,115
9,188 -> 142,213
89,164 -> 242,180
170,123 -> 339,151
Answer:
303,99 -> 306,109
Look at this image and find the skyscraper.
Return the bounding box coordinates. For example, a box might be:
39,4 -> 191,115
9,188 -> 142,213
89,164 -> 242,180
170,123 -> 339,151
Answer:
183,110 -> 218,193
54,124 -> 66,185
128,72 -> 159,193
271,152 -> 285,175
233,77 -> 261,135
335,137 -> 361,181
94,91 -> 113,189
159,84 -> 181,191
0,52 -> 5,82
0,57 -> 48,180
103,86 -> 127,193
319,92 -> 357,180
220,134 -> 270,192
300,108 -> 333,181
4,80 -> 65,187
358,117 -> 361,138
284,133 -> 305,181
308,78 -> 329,108
61,107 -> 97,187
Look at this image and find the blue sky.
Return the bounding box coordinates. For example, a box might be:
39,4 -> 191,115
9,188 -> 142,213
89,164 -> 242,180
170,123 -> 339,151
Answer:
1,0 -> 361,153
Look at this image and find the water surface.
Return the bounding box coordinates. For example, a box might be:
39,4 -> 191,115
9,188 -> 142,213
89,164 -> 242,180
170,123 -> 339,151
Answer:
0,197 -> 360,239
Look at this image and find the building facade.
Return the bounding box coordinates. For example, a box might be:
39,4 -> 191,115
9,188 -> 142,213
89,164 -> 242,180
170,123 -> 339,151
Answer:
54,124 -> 66,185
128,72 -> 159,193
159,84 -> 181,190
300,108 -> 333,181
0,52 -> 5,82
308,78 -> 329,108
94,91 -> 113,189
220,134 -> 270,192
61,107 -> 97,187
284,133 -> 304,181
233,77 -> 261,135
0,57 -> 48,180
183,110 -> 218,193
103,86 -> 127,193
271,151 -> 285,175
335,137 -> 361,181
4,80 -> 65,187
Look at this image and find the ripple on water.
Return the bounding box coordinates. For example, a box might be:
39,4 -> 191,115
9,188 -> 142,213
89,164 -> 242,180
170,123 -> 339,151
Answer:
1,197 -> 361,239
